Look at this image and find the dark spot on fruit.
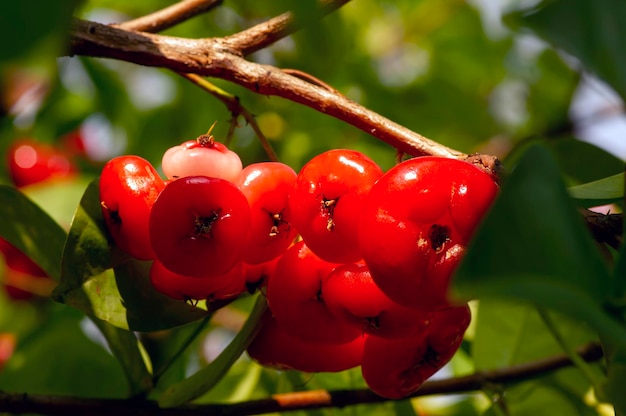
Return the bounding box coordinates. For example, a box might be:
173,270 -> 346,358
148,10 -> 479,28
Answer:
267,210 -> 289,237
321,195 -> 337,231
365,316 -> 381,331
101,201 -> 122,225
422,345 -> 441,368
428,224 -> 450,252
193,210 -> 220,237
316,283 -> 324,303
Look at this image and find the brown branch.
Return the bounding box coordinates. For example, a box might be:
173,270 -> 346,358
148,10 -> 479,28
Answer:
0,342 -> 604,416
67,18 -> 464,160
581,208 -> 624,250
114,0 -> 223,33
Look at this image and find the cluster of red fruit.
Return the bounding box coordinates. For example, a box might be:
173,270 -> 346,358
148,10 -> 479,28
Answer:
99,131 -> 499,399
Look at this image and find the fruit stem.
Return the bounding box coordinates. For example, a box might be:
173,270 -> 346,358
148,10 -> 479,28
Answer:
196,121 -> 219,147
177,73 -> 279,162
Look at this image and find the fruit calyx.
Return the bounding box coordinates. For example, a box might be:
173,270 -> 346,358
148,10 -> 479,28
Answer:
190,121 -> 219,149
193,210 -> 221,238
321,195 -> 337,231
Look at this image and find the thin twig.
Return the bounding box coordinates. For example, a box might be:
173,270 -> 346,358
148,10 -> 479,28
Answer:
177,73 -> 279,161
282,68 -> 339,93
0,342 -> 604,416
114,0 -> 223,33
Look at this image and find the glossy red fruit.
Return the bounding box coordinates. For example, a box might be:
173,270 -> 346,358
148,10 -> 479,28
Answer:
161,130 -> 242,182
361,304 -> 471,399
265,240 -> 362,344
7,139 -> 76,188
235,162 -> 298,264
288,149 -> 383,263
100,155 -> 166,261
322,263 -> 432,338
359,157 -> 498,310
149,176 -> 251,278
0,238 -> 53,300
149,259 -> 245,302
247,309 -> 365,373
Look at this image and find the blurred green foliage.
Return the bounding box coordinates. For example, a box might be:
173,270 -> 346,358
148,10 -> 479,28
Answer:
2,0 -> 616,176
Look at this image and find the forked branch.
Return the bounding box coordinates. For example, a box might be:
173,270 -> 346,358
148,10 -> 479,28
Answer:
114,0 -> 223,33
67,0 -> 467,162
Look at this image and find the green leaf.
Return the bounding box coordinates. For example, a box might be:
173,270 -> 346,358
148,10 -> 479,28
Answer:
482,367 -> 600,416
22,176 -> 94,230
605,243 -> 626,414
473,300 -> 598,371
91,318 -> 153,396
568,173 -> 624,206
158,295 -> 267,408
0,185 -> 67,280
516,0 -> 626,101
546,138 -> 625,186
52,179 -> 210,331
604,355 -> 626,415
453,144 -> 626,349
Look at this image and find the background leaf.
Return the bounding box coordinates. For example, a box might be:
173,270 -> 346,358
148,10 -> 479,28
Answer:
473,300 -> 599,370
473,300 -> 602,415
568,173 -> 624,206
158,295 -> 267,408
91,318 -> 153,395
0,185 -> 67,280
0,305 -> 128,398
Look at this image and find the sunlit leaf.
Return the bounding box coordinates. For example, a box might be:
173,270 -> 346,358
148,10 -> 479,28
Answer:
22,176 -> 94,230
568,173 -> 624,206
473,300 -> 598,370
52,180 -> 210,331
